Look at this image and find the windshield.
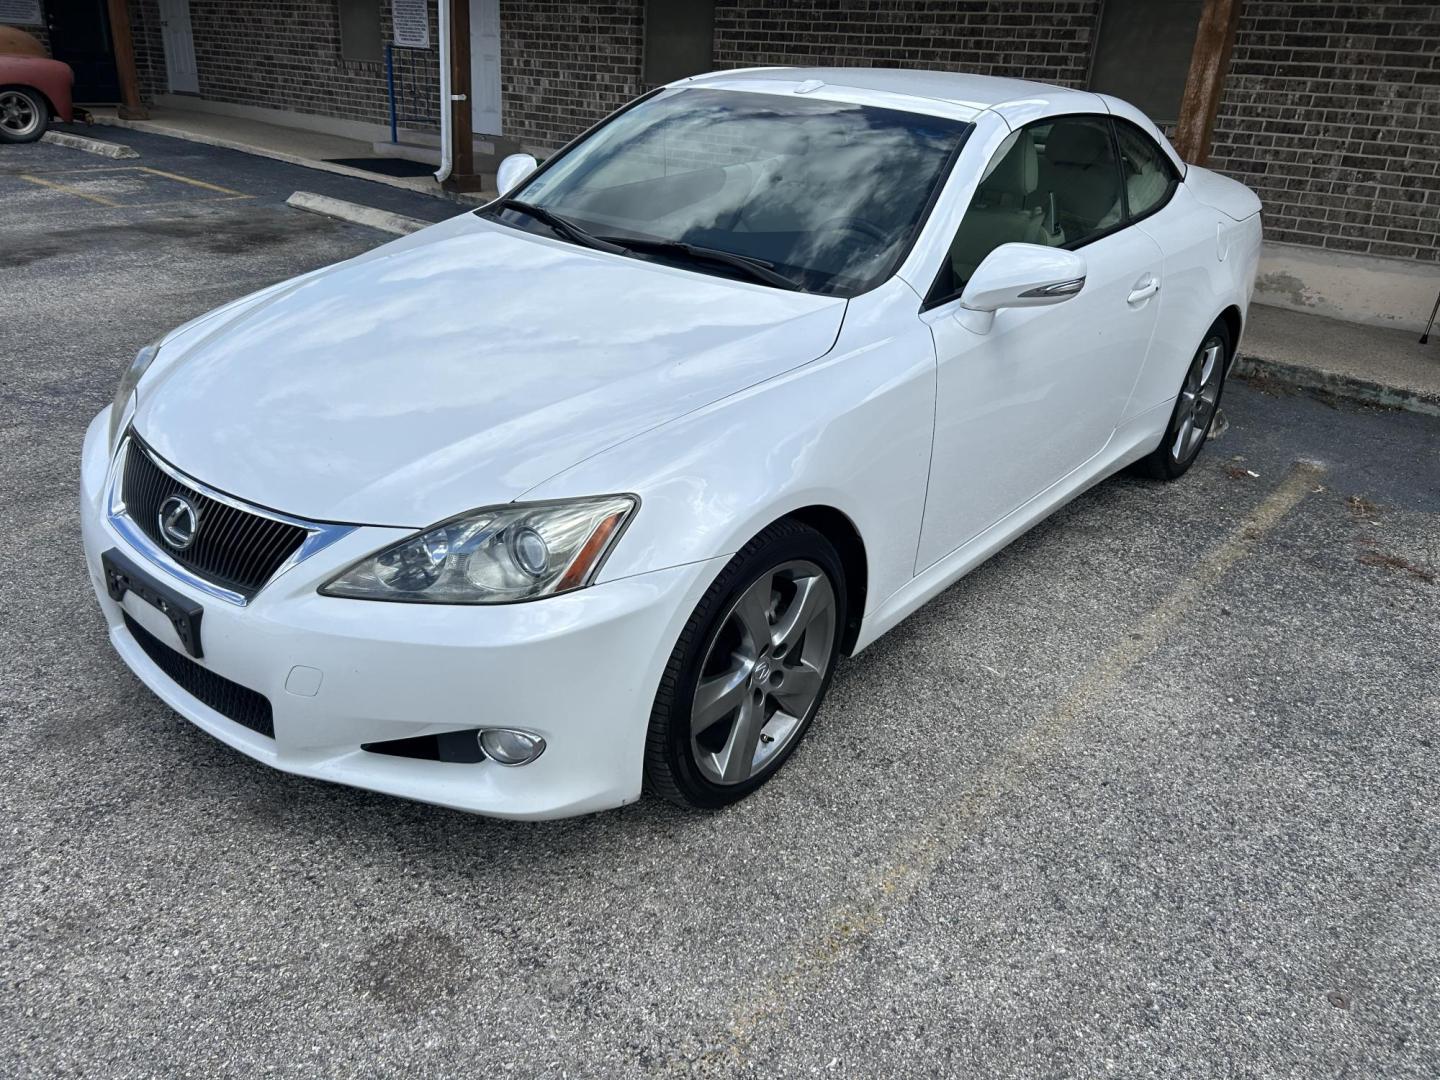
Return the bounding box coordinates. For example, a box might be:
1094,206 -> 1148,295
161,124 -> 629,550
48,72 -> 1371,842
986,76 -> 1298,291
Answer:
486,87 -> 971,297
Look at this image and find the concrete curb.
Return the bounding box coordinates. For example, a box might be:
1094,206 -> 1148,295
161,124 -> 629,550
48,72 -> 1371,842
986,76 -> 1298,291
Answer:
285,191 -> 429,236
42,130 -> 139,159
1235,352 -> 1440,417
91,114 -> 490,206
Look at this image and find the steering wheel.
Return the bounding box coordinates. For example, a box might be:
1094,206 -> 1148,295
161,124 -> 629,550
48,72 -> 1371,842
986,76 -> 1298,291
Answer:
820,216 -> 888,244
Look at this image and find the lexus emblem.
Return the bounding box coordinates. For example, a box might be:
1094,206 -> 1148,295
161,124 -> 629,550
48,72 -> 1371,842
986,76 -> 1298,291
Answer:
158,494 -> 200,551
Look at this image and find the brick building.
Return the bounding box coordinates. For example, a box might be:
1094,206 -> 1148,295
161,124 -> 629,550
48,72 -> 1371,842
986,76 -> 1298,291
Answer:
13,0 -> 1440,329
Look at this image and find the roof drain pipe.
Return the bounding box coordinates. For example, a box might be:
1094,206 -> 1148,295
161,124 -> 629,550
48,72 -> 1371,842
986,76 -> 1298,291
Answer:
434,0 -> 453,183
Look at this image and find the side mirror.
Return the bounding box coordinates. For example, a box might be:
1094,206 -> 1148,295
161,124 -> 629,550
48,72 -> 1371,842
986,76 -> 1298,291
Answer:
495,153 -> 538,197
956,243 -> 1087,334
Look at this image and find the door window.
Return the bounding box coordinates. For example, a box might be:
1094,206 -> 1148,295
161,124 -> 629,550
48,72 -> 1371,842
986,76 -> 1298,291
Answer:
1113,120 -> 1181,221
933,115 -> 1126,302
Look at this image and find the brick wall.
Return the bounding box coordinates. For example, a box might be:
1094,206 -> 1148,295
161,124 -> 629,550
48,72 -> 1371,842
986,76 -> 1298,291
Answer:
500,0 -> 1102,151
713,0 -> 1099,86
499,0 -> 645,150
1210,0 -> 1440,262
129,0 -> 443,133
128,0 -> 165,102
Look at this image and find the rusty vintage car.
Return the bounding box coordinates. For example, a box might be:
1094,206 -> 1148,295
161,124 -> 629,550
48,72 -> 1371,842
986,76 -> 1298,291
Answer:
0,25 -> 74,143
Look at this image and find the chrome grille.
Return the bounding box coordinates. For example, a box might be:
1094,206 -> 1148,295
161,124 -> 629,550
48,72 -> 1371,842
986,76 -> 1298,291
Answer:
119,439 -> 309,599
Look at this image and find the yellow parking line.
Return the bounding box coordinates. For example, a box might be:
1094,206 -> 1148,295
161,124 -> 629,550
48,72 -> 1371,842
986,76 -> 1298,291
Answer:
136,166 -> 246,196
682,458 -> 1329,1072
19,173 -> 120,207
14,195 -> 256,219
6,165 -> 137,172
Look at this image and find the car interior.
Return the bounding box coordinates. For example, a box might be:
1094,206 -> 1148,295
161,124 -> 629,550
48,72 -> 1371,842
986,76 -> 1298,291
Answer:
938,116 -> 1178,300
511,92 -> 1178,303
517,91 -> 971,295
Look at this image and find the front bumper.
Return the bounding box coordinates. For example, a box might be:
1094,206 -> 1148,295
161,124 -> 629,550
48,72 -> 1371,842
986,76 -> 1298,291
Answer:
79,409 -> 722,819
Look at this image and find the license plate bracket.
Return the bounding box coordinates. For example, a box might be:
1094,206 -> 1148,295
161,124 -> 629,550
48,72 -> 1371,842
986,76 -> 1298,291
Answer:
102,548 -> 204,659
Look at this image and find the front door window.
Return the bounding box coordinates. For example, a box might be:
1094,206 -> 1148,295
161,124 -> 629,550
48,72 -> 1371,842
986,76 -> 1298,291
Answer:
933,115 -> 1127,303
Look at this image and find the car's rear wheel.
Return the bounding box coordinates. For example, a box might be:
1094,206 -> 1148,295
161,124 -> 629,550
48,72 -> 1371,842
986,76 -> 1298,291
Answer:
644,520 -> 846,809
1134,318 -> 1232,480
0,87 -> 48,144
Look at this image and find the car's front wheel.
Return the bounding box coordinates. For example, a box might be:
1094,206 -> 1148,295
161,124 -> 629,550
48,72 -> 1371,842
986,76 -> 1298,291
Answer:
1134,317 -> 1232,480
644,520 -> 846,809
0,87 -> 49,144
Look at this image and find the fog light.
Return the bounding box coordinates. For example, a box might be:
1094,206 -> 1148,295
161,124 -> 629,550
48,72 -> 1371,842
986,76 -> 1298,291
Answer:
479,728 -> 546,766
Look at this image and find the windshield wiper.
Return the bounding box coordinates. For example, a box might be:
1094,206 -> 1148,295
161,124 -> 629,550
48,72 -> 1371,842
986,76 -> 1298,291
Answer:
597,235 -> 802,291
488,201 -> 802,291
490,198 -> 627,255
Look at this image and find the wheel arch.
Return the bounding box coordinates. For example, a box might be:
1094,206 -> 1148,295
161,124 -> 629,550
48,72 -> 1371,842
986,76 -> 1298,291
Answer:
781,504 -> 868,656
1217,303 -> 1243,369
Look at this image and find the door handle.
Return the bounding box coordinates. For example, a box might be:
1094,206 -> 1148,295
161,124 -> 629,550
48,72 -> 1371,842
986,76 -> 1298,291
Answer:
1127,277 -> 1161,303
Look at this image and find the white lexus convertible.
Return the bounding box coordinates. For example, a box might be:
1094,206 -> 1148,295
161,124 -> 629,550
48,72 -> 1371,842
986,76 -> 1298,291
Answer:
80,68 -> 1261,819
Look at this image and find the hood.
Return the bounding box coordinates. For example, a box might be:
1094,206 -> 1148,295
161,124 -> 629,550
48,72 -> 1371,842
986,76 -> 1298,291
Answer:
134,215 -> 845,526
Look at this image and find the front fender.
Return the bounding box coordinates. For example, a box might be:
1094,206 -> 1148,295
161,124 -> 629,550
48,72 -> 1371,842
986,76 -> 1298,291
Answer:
523,278 -> 938,630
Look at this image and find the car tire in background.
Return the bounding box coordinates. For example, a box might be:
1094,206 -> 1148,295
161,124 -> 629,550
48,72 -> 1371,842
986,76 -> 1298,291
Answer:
645,520 -> 847,809
0,87 -> 49,143
1134,317 -> 1233,481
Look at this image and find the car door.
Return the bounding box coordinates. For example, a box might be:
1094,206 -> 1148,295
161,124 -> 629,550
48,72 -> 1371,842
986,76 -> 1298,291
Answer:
913,113 -> 1165,572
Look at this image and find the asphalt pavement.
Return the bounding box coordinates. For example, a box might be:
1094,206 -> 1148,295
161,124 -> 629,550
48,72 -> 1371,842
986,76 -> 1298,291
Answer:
3,132 -> 1439,1079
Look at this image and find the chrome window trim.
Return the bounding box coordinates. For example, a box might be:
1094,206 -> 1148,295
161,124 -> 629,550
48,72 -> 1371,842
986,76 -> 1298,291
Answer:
105,436 -> 356,607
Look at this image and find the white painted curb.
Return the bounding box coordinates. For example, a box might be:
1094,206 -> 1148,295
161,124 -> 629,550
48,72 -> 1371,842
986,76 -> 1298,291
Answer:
42,130 -> 139,159
285,191 -> 430,236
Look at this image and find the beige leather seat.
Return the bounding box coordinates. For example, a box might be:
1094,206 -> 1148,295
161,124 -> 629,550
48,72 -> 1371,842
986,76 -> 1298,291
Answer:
1038,121 -> 1122,235
949,130 -> 1054,283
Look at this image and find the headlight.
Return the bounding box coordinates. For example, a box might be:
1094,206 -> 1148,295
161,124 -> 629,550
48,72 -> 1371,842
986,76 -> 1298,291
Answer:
108,341 -> 160,451
320,495 -> 638,604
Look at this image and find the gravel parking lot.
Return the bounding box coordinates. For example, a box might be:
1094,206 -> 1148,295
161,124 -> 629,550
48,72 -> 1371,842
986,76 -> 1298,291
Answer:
3,132 -> 1438,1079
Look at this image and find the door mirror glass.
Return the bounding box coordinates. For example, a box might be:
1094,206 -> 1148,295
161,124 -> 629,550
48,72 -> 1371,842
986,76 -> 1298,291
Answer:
954,243 -> 1087,333
495,153 -> 538,197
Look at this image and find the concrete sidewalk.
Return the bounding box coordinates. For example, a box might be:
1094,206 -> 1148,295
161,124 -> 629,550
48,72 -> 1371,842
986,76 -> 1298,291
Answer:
1238,303 -> 1440,416
85,105 -> 495,205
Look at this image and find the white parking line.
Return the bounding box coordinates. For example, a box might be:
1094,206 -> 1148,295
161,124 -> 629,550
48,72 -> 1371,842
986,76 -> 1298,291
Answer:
684,458 -> 1330,1073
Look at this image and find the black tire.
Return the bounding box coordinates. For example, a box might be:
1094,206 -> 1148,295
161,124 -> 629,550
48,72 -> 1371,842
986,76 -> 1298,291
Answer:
644,519 -> 847,810
1133,317 -> 1233,481
0,87 -> 50,144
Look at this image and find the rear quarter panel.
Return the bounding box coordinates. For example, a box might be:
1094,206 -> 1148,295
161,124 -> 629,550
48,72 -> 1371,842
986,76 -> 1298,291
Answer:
1126,182 -> 1260,418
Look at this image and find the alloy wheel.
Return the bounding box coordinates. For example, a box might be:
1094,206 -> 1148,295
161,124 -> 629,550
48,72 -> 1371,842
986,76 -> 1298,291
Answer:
1171,334 -> 1225,462
0,91 -> 40,139
689,559 -> 836,785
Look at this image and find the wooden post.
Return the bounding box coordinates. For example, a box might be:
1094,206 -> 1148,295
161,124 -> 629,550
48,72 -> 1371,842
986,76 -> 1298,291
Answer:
106,0 -> 149,119
1173,0 -> 1243,165
446,0 -> 481,191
